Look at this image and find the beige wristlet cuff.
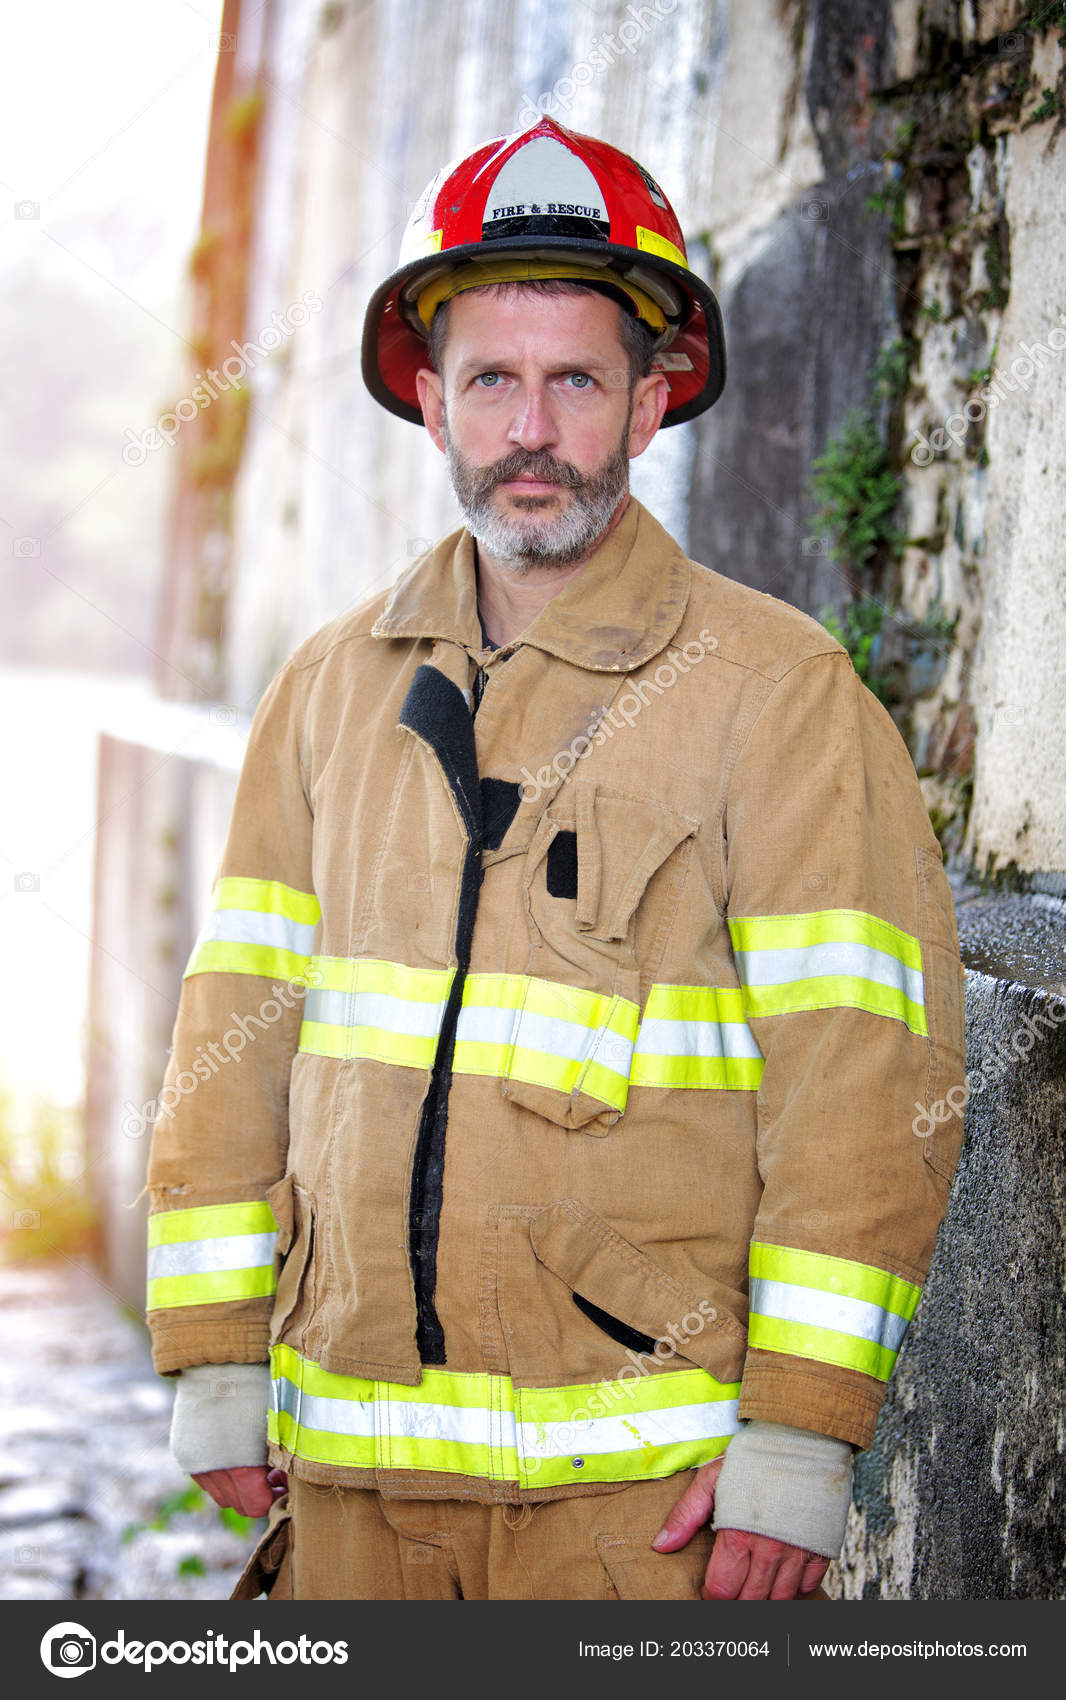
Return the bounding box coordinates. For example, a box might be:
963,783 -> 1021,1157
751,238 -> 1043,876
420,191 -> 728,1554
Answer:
712,1418 -> 854,1558
169,1362 -> 271,1476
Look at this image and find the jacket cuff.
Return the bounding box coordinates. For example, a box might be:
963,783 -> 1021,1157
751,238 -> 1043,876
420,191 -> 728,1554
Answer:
738,1349 -> 885,1450
170,1362 -> 271,1475
149,1317 -> 271,1376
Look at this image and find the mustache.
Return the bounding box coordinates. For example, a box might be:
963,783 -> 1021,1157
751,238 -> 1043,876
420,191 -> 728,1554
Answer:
472,450 -> 585,498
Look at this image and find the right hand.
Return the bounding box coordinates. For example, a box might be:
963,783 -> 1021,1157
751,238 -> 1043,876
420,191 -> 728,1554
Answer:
194,1465 -> 288,1517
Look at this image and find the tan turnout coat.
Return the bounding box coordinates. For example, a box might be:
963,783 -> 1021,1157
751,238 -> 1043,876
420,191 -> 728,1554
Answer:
146,496 -> 967,1503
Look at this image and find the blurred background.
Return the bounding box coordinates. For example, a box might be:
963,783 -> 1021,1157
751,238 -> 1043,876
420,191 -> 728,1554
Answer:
1,0 -> 1063,1601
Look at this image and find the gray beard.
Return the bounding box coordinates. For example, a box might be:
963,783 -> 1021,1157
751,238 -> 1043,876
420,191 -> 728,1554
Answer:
442,415 -> 631,572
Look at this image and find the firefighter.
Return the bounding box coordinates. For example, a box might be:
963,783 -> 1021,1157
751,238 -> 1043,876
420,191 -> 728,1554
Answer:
149,118 -> 967,1601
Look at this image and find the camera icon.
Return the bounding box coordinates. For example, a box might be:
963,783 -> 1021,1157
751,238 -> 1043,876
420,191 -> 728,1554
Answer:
803,198 -> 829,221
14,199 -> 40,220
406,1544 -> 435,1564
14,871 -> 40,893
40,1622 -> 97,1676
801,536 -> 830,557
15,1208 -> 40,1229
213,1376 -> 237,1397
212,32 -> 237,51
209,705 -> 237,726
15,1545 -> 40,1564
998,33 -> 1025,54
802,871 -> 829,893
408,537 -> 433,557
604,367 -> 629,390
14,537 -> 40,557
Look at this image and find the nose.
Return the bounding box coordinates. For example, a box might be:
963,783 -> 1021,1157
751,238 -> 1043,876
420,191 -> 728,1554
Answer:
507,382 -> 557,453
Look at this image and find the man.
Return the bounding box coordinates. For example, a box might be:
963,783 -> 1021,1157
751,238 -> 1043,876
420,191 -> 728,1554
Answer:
146,118 -> 967,1602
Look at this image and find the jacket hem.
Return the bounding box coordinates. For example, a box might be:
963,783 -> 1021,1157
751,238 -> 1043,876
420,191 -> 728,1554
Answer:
268,1444 -> 697,1506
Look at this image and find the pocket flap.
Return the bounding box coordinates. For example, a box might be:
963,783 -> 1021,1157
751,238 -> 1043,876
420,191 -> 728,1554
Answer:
529,1199 -> 748,1382
575,784 -> 699,942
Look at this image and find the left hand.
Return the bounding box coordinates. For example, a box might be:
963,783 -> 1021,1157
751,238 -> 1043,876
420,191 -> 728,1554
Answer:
652,1456 -> 830,1600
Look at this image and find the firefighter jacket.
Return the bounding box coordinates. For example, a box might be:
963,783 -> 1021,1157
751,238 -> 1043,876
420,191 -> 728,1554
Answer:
144,496 -> 967,1504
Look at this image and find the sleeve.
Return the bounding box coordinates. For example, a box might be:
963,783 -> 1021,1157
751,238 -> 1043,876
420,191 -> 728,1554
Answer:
723,649 -> 967,1450
144,658 -> 318,1375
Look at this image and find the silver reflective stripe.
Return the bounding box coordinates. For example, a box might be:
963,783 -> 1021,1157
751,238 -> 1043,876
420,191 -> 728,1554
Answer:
457,1004 -> 635,1073
274,1374 -> 509,1448
634,1016 -> 763,1060
748,1276 -> 911,1353
199,907 -> 317,957
517,1399 -> 740,1460
146,1231 -> 277,1281
303,987 -> 446,1037
735,941 -> 924,1004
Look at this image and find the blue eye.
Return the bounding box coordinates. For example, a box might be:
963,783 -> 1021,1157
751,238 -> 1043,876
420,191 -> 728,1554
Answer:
568,373 -> 593,388
475,372 -> 500,387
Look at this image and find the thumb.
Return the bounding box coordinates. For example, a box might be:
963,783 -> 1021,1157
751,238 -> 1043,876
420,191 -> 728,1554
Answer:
651,1455 -> 724,1552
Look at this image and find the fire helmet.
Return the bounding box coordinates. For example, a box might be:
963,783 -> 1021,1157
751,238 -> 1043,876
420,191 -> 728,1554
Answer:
361,117 -> 725,427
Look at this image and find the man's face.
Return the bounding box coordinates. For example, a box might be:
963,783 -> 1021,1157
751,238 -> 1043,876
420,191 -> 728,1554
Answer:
415,287 -> 668,571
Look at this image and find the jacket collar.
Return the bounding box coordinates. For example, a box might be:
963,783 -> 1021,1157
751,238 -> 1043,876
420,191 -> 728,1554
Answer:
370,495 -> 691,673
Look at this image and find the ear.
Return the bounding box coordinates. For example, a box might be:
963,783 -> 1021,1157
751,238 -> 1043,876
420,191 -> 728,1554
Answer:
627,371 -> 670,459
416,367 -> 446,452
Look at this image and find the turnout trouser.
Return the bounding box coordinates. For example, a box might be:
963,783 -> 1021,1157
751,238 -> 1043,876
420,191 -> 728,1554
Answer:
233,1470 -> 832,1601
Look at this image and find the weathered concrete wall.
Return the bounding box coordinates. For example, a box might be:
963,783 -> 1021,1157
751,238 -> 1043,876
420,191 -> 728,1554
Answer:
830,897 -> 1066,1598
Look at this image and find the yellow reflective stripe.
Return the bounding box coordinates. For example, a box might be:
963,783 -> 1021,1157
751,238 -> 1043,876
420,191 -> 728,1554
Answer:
631,983 -> 764,1090
728,908 -> 928,1037
268,1346 -> 740,1488
636,224 -> 688,270
184,877 -> 320,980
454,974 -> 639,1112
749,1243 -> 922,1319
185,940 -> 314,982
147,1265 -> 276,1311
214,878 -> 321,926
747,1313 -> 898,1381
747,1242 -> 921,1380
298,957 -> 453,1065
147,1202 -> 277,1247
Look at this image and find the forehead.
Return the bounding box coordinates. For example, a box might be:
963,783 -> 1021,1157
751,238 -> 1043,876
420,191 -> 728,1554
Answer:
442,285 -> 628,364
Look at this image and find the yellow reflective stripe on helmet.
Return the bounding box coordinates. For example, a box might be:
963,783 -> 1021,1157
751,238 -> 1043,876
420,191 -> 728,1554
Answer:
631,983 -> 764,1090
454,973 -> 639,1112
146,1201 -> 278,1312
728,908 -> 927,1037
747,1241 -> 922,1380
185,877 -> 321,980
636,225 -> 688,269
268,1345 -> 739,1488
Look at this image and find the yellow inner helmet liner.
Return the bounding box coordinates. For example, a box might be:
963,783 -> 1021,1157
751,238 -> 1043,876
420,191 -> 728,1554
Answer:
415,258 -> 669,336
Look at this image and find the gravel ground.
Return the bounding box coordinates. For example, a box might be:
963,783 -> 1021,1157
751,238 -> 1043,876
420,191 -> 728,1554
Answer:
0,1260 -> 261,1601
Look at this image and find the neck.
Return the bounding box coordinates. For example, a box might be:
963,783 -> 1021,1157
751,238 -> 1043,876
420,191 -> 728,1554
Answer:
474,494 -> 630,648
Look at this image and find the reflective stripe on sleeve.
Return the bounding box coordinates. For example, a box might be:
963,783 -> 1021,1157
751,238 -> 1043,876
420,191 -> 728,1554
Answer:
630,984 -> 764,1090
184,877 -> 321,982
267,1344 -> 740,1488
746,1241 -> 923,1380
728,909 -> 927,1036
298,957 -> 454,1065
146,1201 -> 278,1311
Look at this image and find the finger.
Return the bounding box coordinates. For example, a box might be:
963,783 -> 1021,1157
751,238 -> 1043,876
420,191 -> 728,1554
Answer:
652,1457 -> 724,1552
193,1470 -> 228,1509
800,1554 -> 830,1597
766,1551 -> 809,1600
227,1467 -> 275,1517
700,1526 -> 751,1599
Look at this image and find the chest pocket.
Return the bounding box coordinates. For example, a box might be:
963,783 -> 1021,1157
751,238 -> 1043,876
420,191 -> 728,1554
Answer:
499,776 -> 699,1135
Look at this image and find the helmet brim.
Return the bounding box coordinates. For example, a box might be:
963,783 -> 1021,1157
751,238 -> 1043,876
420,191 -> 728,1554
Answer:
361,235 -> 726,428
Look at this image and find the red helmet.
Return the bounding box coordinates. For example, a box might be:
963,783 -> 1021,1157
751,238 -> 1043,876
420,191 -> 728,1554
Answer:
361,117 -> 725,427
